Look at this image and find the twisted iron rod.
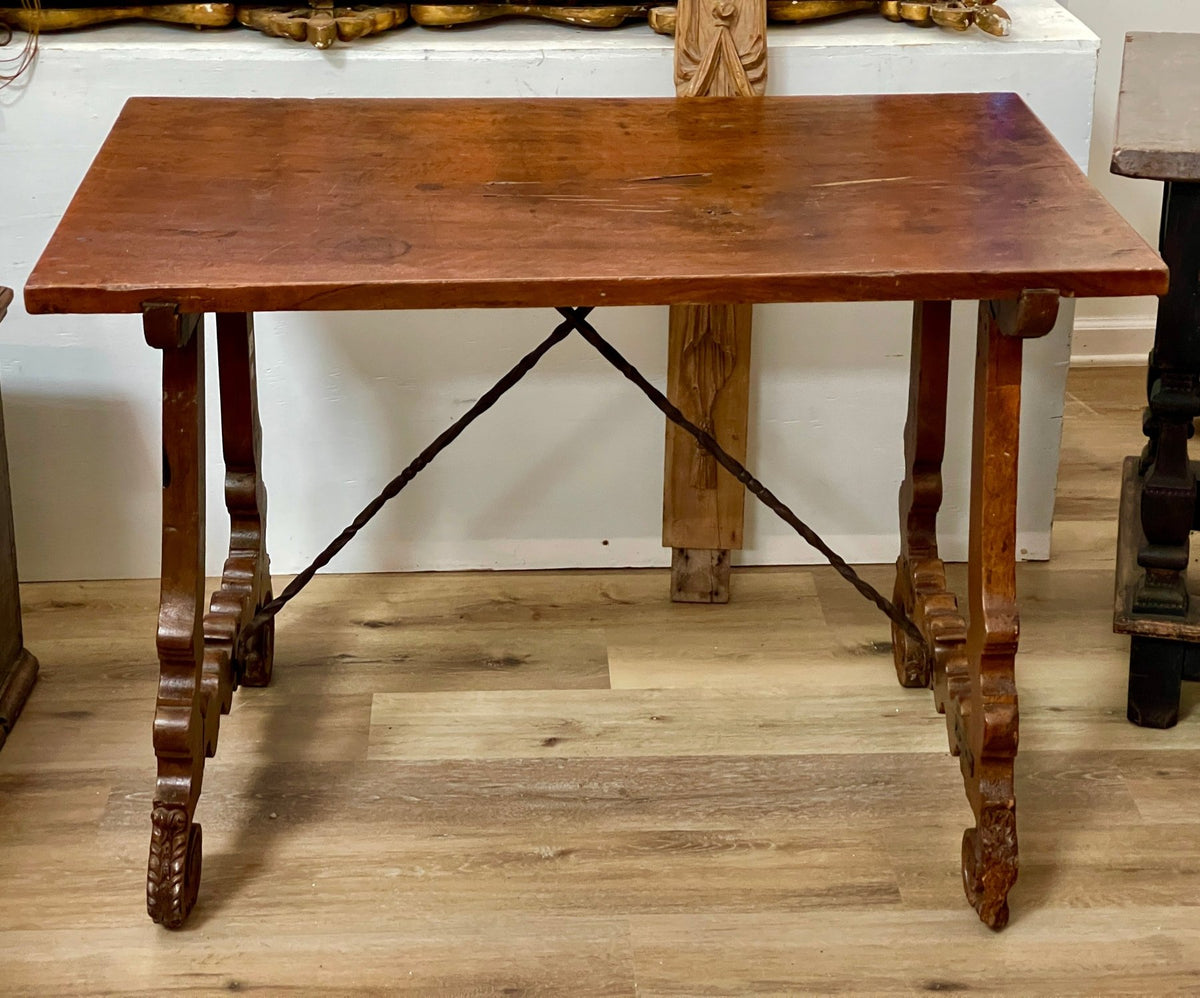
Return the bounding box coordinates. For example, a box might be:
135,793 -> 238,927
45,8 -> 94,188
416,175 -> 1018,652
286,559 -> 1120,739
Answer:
244,306 -> 925,653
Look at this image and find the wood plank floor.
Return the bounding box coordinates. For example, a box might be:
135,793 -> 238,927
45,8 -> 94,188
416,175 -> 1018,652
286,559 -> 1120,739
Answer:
4,365 -> 1200,995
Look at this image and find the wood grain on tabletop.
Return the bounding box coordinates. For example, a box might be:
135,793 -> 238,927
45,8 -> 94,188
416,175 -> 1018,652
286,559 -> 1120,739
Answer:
24,94 -> 1166,315
3,365 -> 1200,993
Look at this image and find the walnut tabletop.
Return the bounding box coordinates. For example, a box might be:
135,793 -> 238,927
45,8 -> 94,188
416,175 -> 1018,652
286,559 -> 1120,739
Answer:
25,93 -> 1166,315
1112,32 -> 1200,183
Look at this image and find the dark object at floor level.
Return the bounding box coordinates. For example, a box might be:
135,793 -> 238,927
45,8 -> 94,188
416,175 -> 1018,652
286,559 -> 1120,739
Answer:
0,287 -> 39,751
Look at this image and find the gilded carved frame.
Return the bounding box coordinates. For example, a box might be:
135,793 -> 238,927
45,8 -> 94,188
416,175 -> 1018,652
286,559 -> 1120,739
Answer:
1,2 -> 1011,53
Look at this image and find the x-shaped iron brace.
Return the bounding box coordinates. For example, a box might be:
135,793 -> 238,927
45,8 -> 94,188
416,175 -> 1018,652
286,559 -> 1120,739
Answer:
243,306 -> 926,652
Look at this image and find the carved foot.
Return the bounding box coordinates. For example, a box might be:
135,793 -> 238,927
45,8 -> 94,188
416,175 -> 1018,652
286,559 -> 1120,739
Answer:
961,806 -> 1017,930
147,805 -> 203,929
240,591 -> 275,688
891,558 -> 930,689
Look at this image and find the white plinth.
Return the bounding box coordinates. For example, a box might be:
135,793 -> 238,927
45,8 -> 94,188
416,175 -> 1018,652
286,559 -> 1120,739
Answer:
0,0 -> 1098,581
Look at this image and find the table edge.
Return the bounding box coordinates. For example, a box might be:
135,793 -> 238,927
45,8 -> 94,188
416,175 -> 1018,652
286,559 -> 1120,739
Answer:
24,267 -> 1169,316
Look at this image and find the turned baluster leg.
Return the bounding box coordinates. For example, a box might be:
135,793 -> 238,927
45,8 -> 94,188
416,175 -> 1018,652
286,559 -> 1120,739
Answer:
1125,182 -> 1200,728
957,293 -> 1058,930
202,312 -> 273,737
1134,182 -> 1200,617
893,302 -> 969,725
144,304 -> 207,928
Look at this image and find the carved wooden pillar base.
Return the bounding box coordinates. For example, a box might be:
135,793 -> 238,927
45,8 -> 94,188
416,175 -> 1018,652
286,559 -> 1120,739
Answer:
143,307 -> 273,928
894,293 -> 1059,929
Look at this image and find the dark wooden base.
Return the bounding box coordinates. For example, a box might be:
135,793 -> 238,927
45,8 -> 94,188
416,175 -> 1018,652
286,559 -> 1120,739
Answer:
0,647 -> 38,751
1115,455 -> 1200,638
1114,455 -> 1200,728
1126,636 -> 1200,729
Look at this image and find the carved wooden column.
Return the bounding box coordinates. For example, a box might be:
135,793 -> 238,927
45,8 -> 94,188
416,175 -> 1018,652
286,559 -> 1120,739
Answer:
664,0 -> 766,602
0,288 -> 38,752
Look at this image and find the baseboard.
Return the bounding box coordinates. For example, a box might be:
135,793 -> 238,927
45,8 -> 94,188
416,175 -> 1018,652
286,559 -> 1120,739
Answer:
1071,316 -> 1155,366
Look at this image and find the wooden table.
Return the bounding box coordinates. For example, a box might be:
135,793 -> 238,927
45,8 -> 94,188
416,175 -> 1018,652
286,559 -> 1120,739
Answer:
1111,32 -> 1200,728
0,288 -> 39,753
25,93 -> 1166,931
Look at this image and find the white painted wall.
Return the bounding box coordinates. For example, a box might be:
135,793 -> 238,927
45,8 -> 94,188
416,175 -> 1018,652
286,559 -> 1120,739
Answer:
0,2 -> 1101,581
1062,0 -> 1193,363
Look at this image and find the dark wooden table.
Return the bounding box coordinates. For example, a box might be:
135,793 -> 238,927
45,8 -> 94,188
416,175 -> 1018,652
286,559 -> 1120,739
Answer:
0,287 -> 39,754
26,93 -> 1166,931
1111,32 -> 1200,729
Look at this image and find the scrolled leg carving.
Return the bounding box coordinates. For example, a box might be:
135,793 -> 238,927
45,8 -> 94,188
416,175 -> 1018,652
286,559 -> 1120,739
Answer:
203,313 -> 273,708
961,804 -> 1017,929
893,557 -> 969,732
143,309 -> 272,927
896,295 -> 1058,928
147,805 -> 203,929
893,302 -> 968,697
952,295 -> 1056,929
144,304 -> 209,929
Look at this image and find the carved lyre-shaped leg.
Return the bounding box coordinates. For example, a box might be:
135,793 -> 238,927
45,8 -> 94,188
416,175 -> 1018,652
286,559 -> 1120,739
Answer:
202,312 -> 273,745
663,0 -> 766,603
144,305 -> 207,928
896,293 -> 1058,928
893,302 -> 970,721
957,293 -> 1058,929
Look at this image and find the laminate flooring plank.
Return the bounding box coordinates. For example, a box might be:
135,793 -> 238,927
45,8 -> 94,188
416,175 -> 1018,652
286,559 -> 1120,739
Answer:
1118,749 -> 1200,825
368,687 -> 951,760
0,917 -> 637,996
627,908 -> 1200,996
